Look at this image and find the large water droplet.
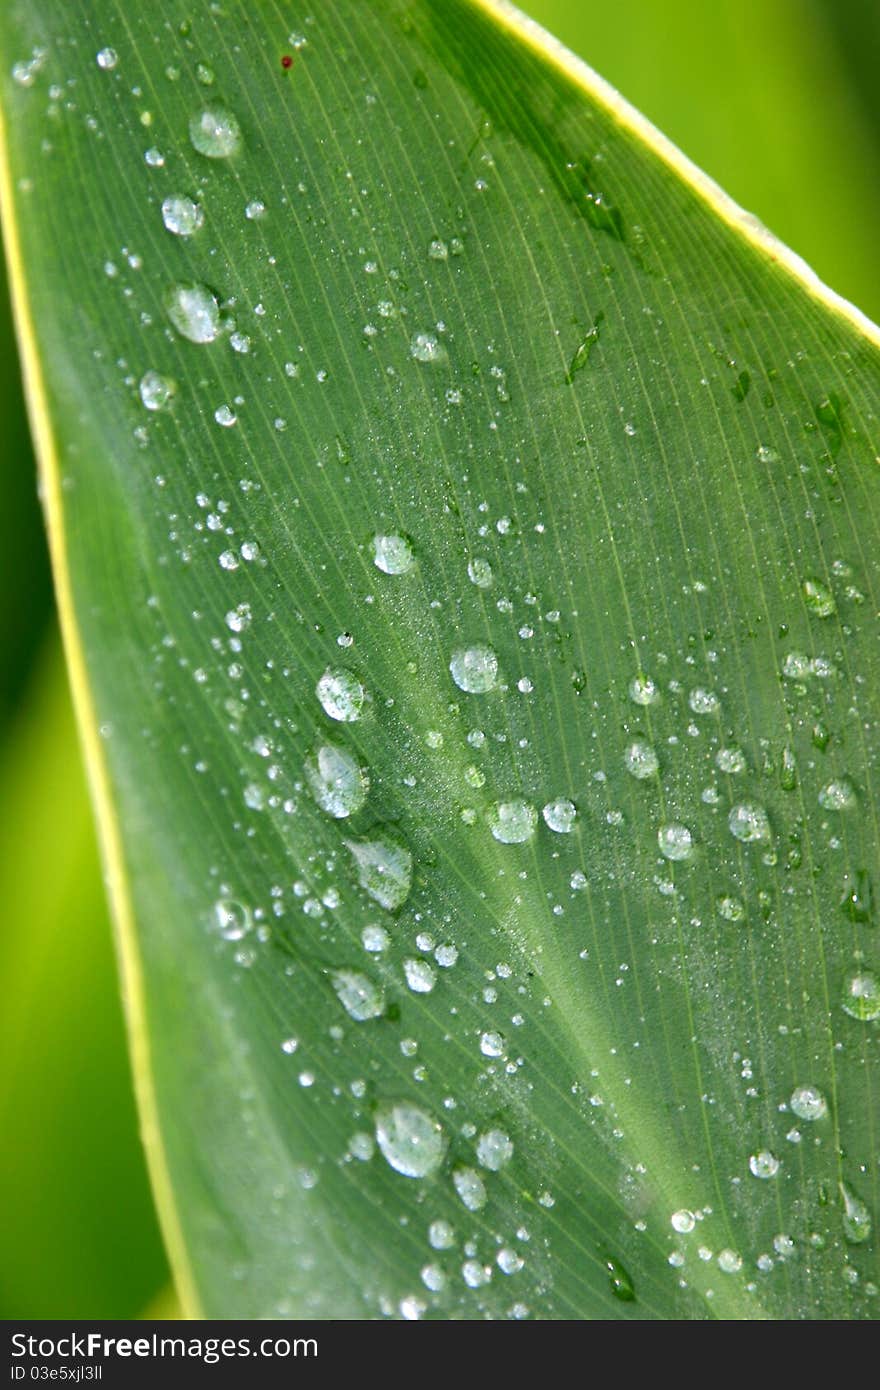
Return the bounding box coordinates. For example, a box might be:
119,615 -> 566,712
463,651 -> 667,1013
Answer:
488,800 -> 537,845
189,105 -> 242,158
164,282 -> 223,343
372,533 -> 415,575
841,969 -> 880,1021
316,668 -> 367,722
728,802 -> 771,844
330,968 -> 384,1021
305,742 -> 368,818
161,194 -> 204,237
449,645 -> 498,694
818,778 -> 857,811
629,674 -> 660,706
410,331 -> 446,363
346,836 -> 412,911
375,1102 -> 446,1177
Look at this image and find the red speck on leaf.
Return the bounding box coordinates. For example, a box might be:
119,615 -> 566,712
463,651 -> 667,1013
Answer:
281,54 -> 293,69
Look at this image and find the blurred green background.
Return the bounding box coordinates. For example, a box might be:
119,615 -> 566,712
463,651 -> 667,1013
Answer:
1,0 -> 878,1319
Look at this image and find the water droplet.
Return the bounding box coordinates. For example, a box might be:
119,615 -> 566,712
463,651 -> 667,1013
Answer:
144,146 -> 165,168
372,533 -> 414,575
840,1182 -> 872,1244
841,969 -> 880,1021
212,897 -> 251,941
728,802 -> 772,844
316,668 -> 367,722
790,1085 -> 827,1121
161,195 -> 204,237
802,577 -> 836,618
689,687 -> 719,715
624,739 -> 659,779
429,1219 -> 455,1250
717,894 -> 745,922
497,1248 -> 524,1275
346,836 -> 412,911
404,958 -> 436,994
189,105 -> 242,158
629,674 -> 660,706
375,1102 -> 446,1177
671,1209 -> 695,1234
362,923 -> 390,953
604,1255 -> 635,1302
421,1264 -> 446,1292
214,404 -> 237,428
96,47 -> 118,71
479,1030 -> 504,1057
331,968 -> 384,1021
410,331 -> 446,363
657,823 -> 693,861
138,370 -> 174,411
244,199 -> 266,220
452,1166 -> 487,1211
749,1150 -> 780,1179
716,745 -> 747,774
819,778 -> 857,811
476,1128 -> 513,1171
467,557 -> 493,588
840,870 -> 874,923
488,800 -> 537,845
717,1248 -> 742,1273
542,798 -> 577,833
305,742 -> 368,818
164,282 -> 223,343
450,645 -> 498,694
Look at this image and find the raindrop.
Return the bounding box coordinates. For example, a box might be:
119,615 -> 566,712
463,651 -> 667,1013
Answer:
789,1085 -> 827,1122
404,958 -> 436,994
629,674 -> 660,706
410,332 -> 446,363
480,1030 -> 504,1057
840,1182 -> 872,1244
488,800 -> 537,845
657,823 -> 693,861
450,645 -> 499,694
624,739 -> 658,780
467,557 -> 493,588
305,743 -> 368,818
671,1210 -> 695,1234
138,370 -> 174,411
214,404 -> 236,428
749,1151 -> 780,1179
316,668 -> 367,722
346,836 -> 412,911
476,1128 -> 513,1171
96,47 -> 118,70
212,897 -> 251,941
372,533 -> 415,575
189,105 -> 242,158
331,968 -> 384,1022
717,1249 -> 742,1273
452,1167 -> 487,1212
429,1219 -> 455,1249
604,1255 -> 635,1302
375,1102 -> 446,1177
542,798 -> 577,833
841,969 -> 880,1021
244,199 -> 266,220
161,195 -> 203,237
728,802 -> 771,844
164,282 -> 223,344
819,778 -> 857,811
802,577 -> 836,618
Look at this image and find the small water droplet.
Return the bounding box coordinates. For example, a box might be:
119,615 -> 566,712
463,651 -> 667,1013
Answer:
245,198 -> 266,221
331,968 -> 384,1021
428,1219 -> 455,1250
604,1255 -> 635,1302
96,47 -> 118,71
450,645 -> 498,694
476,1128 -> 513,1171
346,836 -> 412,911
840,1182 -> 872,1244
305,743 -> 368,818
658,823 -> 693,861
410,332 -> 446,364
161,194 -> 204,237
841,969 -> 880,1021
214,403 -> 237,428
316,668 -> 367,722
479,1030 -> 504,1058
624,739 -> 659,779
717,1248 -> 742,1273
189,105 -> 242,158
629,674 -> 660,706
749,1150 -> 780,1179
488,800 -> 537,845
728,802 -> 771,844
542,798 -> 577,833
375,1102 -> 446,1177
671,1209 -> 695,1234
452,1166 -> 487,1211
467,557 -> 493,588
818,778 -> 857,811
212,897 -> 251,941
802,577 -> 836,618
164,282 -> 223,343
404,958 -> 436,994
789,1085 -> 827,1121
372,533 -> 415,575
138,369 -> 174,411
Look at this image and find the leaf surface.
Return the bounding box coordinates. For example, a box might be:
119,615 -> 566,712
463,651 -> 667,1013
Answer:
2,0 -> 879,1318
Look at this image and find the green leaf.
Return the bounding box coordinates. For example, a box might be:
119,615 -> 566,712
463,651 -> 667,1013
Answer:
2,0 -> 879,1318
